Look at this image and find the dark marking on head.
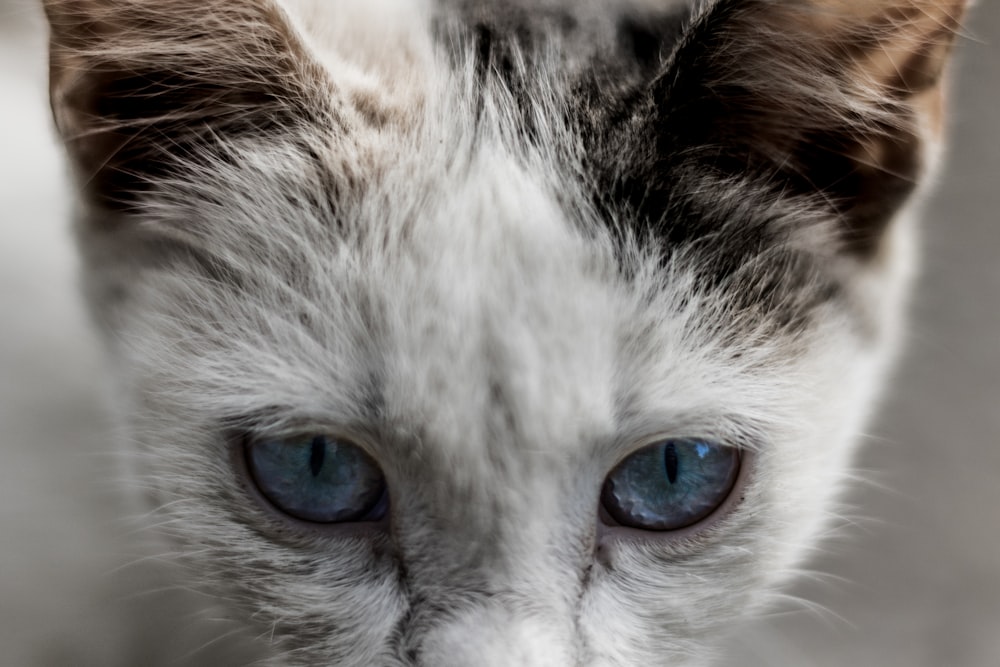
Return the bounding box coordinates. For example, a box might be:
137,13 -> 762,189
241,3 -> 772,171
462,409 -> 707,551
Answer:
45,0 -> 340,212
615,9 -> 690,73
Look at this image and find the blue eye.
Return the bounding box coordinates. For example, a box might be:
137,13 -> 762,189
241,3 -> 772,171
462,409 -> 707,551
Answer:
247,435 -> 387,523
601,439 -> 739,531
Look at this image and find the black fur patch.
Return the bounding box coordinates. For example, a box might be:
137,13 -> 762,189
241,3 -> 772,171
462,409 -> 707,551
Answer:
437,0 -> 947,336
46,0 -> 338,212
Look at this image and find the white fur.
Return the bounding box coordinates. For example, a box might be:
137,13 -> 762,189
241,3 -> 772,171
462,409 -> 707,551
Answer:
40,0 -> 968,664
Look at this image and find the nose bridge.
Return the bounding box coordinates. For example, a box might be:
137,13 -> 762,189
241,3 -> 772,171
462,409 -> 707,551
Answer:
390,446 -> 591,656
396,449 -> 562,585
394,466 -> 592,666
412,599 -> 579,667
381,218 -> 610,662
395,369 -> 570,555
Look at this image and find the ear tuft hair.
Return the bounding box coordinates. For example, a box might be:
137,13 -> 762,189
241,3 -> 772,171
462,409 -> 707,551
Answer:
44,0 -> 337,211
653,0 -> 969,256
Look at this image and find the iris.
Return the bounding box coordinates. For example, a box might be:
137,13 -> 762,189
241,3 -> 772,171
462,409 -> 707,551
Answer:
247,435 -> 386,523
601,439 -> 739,531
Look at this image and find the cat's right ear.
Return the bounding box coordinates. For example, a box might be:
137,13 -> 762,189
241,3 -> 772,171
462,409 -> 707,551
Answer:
44,0 -> 336,212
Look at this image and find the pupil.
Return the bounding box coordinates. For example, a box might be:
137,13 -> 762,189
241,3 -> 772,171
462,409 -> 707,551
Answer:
664,442 -> 679,484
309,437 -> 326,477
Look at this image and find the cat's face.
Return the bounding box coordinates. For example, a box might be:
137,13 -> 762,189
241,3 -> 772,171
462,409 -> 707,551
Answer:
44,0 -> 967,665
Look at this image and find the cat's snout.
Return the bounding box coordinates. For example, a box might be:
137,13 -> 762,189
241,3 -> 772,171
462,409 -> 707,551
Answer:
410,604 -> 575,667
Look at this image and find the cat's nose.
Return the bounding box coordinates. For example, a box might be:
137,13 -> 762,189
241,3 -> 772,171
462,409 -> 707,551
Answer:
410,604 -> 577,667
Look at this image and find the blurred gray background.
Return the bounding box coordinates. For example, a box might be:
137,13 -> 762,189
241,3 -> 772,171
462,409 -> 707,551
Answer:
0,1 -> 996,665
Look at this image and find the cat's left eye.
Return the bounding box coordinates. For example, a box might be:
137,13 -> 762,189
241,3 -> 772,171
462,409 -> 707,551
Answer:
246,435 -> 387,524
601,439 -> 740,531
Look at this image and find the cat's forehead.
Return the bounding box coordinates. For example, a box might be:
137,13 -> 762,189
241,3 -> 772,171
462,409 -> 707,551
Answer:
144,131 -> 823,460
373,159 -> 621,458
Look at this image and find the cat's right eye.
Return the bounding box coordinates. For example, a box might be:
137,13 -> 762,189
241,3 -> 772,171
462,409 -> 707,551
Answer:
246,435 -> 387,524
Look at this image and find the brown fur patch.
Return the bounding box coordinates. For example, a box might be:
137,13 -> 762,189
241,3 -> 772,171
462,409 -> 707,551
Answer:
647,0 -> 969,257
44,0 -> 340,210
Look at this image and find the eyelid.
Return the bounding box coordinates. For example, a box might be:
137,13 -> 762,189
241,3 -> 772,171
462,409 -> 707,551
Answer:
605,418 -> 762,465
238,420 -> 386,462
602,430 -> 745,485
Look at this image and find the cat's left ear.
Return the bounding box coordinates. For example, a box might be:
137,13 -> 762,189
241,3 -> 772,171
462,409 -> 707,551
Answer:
653,0 -> 971,256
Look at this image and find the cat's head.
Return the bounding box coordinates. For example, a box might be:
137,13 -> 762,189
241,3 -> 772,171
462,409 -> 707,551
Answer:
45,0 -> 967,664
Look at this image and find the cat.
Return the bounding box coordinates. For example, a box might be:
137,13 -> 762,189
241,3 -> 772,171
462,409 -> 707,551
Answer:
42,0 -> 969,665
